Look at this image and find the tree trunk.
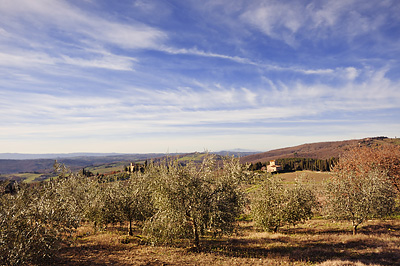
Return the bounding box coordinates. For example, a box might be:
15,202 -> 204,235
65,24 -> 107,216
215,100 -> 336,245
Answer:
128,218 -> 133,236
353,224 -> 358,235
192,218 -> 200,248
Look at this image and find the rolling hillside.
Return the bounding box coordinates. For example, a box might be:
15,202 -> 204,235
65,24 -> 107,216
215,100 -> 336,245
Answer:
240,137 -> 400,164
0,154 -> 172,175
2,137 -> 399,178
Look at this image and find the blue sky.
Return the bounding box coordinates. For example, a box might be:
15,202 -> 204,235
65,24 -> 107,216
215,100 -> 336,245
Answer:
1,0 -> 399,154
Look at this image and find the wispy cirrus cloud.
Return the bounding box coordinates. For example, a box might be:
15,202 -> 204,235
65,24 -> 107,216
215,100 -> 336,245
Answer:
0,49 -> 136,71
225,0 -> 398,48
0,0 -> 166,73
60,54 -> 136,71
3,65 -> 395,127
1,0 -> 367,76
160,46 -> 337,76
0,0 -> 166,50
0,0 -> 399,153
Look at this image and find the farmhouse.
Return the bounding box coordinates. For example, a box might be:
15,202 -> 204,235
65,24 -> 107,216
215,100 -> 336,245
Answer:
267,160 -> 282,173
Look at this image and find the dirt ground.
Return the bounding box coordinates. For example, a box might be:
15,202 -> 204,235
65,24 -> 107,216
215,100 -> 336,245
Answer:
37,219 -> 400,266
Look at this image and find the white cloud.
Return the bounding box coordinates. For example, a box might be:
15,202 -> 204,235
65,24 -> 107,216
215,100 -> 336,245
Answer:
6,66 -> 398,130
240,0 -> 305,45
3,117 -> 399,153
0,0 -> 165,73
297,68 -> 334,75
345,67 -> 358,81
0,51 -> 56,67
60,54 -> 135,71
161,46 -> 336,76
241,87 -> 257,106
0,0 -> 398,153
238,0 -> 393,45
0,49 -> 136,71
311,0 -> 354,27
160,46 -> 254,65
0,0 -> 166,50
1,63 -> 397,132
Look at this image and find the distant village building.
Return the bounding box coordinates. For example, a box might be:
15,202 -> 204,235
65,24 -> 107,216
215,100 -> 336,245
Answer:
267,160 -> 282,173
128,162 -> 144,173
129,162 -> 135,173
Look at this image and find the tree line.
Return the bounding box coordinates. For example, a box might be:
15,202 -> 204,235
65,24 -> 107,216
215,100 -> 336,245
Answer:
248,157 -> 338,172
1,146 -> 399,265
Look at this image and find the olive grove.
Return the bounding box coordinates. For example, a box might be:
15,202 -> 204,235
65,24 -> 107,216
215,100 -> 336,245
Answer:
1,147 -> 399,264
0,155 -> 246,264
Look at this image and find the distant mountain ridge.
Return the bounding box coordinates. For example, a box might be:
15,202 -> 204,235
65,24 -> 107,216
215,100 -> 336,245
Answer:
1,137 -> 399,175
0,150 -> 260,160
0,150 -> 257,175
240,136 -> 400,164
0,153 -> 132,160
0,153 -> 171,175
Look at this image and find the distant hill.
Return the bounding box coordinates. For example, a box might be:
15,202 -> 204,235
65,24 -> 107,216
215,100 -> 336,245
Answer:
148,151 -> 259,165
0,153 -> 145,160
0,150 -> 258,176
213,150 -> 261,157
240,137 -> 400,164
0,153 -> 173,175
2,138 -> 399,177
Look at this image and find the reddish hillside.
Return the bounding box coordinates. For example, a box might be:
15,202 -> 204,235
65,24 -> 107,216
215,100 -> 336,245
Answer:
240,137 -> 399,164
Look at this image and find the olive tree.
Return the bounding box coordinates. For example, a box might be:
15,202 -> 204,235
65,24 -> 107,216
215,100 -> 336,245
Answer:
0,185 -> 53,265
325,167 -> 396,234
0,161 -> 112,265
251,177 -> 285,232
251,176 -> 318,232
143,155 -> 244,247
112,172 -> 154,235
0,161 -> 154,264
284,176 -> 318,227
0,176 -> 84,265
83,178 -> 120,230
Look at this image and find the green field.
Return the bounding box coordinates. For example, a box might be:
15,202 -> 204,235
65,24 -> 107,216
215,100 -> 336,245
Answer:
85,162 -> 127,175
20,173 -> 44,183
177,152 -> 208,162
0,173 -> 48,183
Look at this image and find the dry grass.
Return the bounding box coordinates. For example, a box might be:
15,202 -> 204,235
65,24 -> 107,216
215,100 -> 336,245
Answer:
277,170 -> 331,190
36,219 -> 400,266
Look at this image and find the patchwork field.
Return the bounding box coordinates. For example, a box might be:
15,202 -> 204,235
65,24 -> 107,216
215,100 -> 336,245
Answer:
0,172 -> 51,183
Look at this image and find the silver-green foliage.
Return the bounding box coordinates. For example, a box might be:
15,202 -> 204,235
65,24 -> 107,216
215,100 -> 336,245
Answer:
284,177 -> 318,227
112,172 -> 155,235
325,168 -> 396,234
0,177 -> 84,265
81,176 -> 130,230
251,176 -> 318,232
0,186 -> 53,265
251,177 -> 285,232
0,163 -> 155,264
143,155 -> 244,247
